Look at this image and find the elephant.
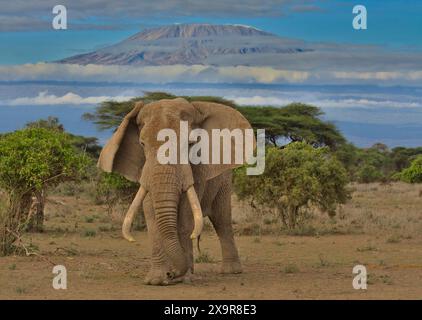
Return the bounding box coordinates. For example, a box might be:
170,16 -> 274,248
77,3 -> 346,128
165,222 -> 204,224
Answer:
97,97 -> 255,285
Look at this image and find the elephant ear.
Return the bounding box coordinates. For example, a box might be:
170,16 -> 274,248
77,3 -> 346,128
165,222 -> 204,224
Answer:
191,101 -> 256,181
97,102 -> 145,183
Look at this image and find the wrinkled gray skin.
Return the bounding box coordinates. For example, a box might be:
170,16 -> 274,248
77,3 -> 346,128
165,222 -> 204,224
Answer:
143,170 -> 241,285
98,98 -> 253,285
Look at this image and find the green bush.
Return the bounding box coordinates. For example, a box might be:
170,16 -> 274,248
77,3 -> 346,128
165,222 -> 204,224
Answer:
396,155 -> 422,183
25,116 -> 102,158
95,172 -> 146,230
96,172 -> 139,214
234,142 -> 350,229
0,127 -> 90,255
0,128 -> 89,193
356,164 -> 384,183
335,143 -> 401,182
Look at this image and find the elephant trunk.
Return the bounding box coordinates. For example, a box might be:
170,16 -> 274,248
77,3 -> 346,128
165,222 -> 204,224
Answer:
121,171 -> 203,246
151,166 -> 187,277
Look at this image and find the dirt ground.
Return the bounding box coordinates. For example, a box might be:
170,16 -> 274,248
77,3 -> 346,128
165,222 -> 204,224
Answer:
0,183 -> 421,299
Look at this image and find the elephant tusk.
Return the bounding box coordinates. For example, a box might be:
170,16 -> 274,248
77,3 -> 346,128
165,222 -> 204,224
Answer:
186,186 -> 204,239
122,186 -> 147,242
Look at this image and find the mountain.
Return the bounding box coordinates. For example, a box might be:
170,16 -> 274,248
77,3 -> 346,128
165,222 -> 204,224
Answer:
57,24 -> 313,66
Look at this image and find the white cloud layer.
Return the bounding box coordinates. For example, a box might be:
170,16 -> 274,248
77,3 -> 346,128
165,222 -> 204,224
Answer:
332,71 -> 422,81
4,91 -> 421,110
0,63 -> 310,84
1,63 -> 422,86
5,91 -> 134,106
0,0 -> 299,31
229,95 -> 422,109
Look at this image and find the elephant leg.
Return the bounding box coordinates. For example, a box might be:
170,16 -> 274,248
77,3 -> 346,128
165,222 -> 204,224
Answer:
209,182 -> 242,274
176,232 -> 196,284
142,196 -> 174,285
178,195 -> 195,275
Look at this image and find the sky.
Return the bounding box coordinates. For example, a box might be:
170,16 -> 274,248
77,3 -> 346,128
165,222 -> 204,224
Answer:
1,0 -> 421,65
0,0 -> 421,147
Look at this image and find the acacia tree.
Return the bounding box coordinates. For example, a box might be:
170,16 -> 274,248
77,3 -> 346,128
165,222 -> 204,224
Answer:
0,128 -> 89,255
83,92 -> 344,148
237,103 -> 345,149
82,92 -> 236,131
234,142 -> 350,229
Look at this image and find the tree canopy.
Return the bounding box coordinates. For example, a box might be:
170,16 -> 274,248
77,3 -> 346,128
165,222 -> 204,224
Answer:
234,142 -> 350,229
395,155 -> 422,183
0,127 -> 90,194
391,146 -> 422,171
335,142 -> 422,183
25,116 -> 102,158
83,92 -> 345,150
0,127 -> 91,255
237,103 -> 345,149
82,92 -> 237,131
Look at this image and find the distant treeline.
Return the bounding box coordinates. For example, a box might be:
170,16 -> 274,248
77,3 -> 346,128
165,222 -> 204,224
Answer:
2,91 -> 421,184
82,91 -> 422,183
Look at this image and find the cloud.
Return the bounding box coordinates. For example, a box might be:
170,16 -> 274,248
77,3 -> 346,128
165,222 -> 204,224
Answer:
0,0 -> 319,31
229,96 -> 293,106
290,5 -> 324,13
331,71 -> 422,82
0,62 -> 421,86
0,63 -> 310,84
215,66 -> 309,83
5,91 -> 134,106
5,89 -> 421,110
229,95 -> 422,109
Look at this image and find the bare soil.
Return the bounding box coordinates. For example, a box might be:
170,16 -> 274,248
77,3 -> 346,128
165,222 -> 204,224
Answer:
0,183 -> 421,299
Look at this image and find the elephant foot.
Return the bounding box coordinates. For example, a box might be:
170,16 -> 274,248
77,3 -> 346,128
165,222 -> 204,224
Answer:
221,261 -> 242,274
144,266 -> 175,286
144,266 -> 192,286
173,269 -> 202,284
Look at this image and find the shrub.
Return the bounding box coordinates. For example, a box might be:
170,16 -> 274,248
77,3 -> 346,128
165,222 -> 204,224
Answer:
0,128 -> 89,255
84,216 -> 95,223
96,172 -> 139,214
195,251 -> 215,263
396,155 -> 422,183
83,229 -> 97,237
95,172 -> 146,229
356,164 -> 384,183
234,142 -> 350,229
337,143 -> 398,182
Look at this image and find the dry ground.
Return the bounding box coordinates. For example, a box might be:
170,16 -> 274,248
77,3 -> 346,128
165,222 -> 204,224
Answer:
0,182 -> 421,299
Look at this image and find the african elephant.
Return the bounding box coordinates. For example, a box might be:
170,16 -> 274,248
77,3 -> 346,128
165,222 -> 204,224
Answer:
97,97 -> 254,285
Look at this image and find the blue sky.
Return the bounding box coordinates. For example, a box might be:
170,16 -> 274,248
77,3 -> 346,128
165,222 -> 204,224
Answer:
0,1 -> 421,147
1,0 -> 421,65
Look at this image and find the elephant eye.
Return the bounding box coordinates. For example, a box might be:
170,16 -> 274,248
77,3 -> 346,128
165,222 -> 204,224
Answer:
139,136 -> 145,147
